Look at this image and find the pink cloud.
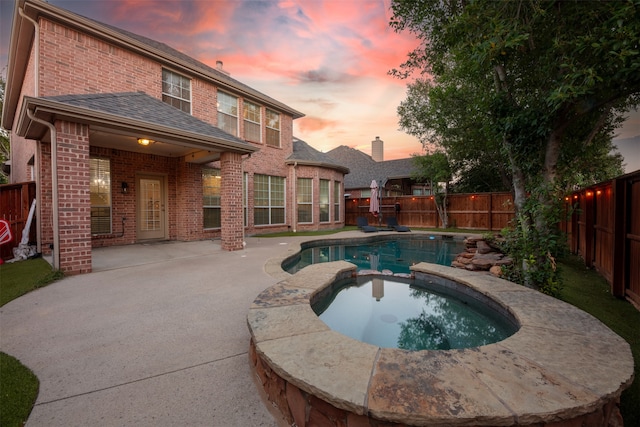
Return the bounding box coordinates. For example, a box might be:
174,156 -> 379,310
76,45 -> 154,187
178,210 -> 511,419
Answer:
296,116 -> 339,133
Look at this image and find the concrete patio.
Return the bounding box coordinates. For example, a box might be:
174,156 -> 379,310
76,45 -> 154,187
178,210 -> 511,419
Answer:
1,234 -> 344,426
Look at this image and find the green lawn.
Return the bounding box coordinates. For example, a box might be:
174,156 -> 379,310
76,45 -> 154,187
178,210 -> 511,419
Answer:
559,255 -> 640,426
0,257 -> 62,427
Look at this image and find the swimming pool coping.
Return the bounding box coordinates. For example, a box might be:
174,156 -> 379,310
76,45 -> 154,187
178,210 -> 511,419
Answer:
263,230 -> 478,282
248,260 -> 635,425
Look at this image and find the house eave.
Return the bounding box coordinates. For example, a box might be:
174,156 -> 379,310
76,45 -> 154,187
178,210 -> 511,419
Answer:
285,159 -> 350,174
17,96 -> 258,156
1,0 -> 30,130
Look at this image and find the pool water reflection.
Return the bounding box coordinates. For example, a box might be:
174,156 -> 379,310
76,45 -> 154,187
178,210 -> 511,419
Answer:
313,276 -> 517,351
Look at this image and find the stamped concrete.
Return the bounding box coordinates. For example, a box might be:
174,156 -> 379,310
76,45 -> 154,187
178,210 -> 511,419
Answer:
248,260 -> 635,426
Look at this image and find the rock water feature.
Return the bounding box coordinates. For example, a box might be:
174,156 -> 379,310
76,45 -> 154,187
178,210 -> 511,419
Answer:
452,236 -> 512,276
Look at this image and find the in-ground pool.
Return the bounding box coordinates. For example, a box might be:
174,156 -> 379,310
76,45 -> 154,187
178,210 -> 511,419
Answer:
313,276 -> 517,351
283,235 -> 465,274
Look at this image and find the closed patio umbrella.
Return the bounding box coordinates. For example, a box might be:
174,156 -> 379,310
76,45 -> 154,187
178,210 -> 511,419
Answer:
369,180 -> 379,219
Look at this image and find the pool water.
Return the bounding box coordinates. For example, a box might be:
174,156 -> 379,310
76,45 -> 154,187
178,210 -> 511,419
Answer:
313,276 -> 517,351
284,237 -> 464,274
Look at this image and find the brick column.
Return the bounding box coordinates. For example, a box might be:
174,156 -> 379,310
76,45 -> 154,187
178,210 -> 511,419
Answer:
55,120 -> 92,274
220,152 -> 244,251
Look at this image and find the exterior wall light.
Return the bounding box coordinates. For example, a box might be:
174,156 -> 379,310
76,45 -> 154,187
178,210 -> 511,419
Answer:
121,182 -> 128,194
137,138 -> 154,146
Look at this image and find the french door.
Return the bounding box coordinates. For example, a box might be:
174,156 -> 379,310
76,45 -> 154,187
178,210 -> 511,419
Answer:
137,174 -> 167,240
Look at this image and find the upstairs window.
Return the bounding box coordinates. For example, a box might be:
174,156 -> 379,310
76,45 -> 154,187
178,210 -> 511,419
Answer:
162,69 -> 191,113
218,91 -> 238,136
90,157 -> 111,235
243,100 -> 261,143
266,109 -> 280,147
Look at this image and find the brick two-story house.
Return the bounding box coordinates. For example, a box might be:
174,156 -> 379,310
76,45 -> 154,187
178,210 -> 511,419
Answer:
1,0 -> 348,274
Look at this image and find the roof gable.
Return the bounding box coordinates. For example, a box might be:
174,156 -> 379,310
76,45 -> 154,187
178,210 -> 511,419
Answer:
287,138 -> 349,173
326,146 -> 419,190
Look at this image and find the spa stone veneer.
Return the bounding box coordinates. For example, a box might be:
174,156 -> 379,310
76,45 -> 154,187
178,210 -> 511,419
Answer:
247,261 -> 634,427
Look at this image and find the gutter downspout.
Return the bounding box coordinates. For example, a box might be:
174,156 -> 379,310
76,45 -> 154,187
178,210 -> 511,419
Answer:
292,162 -> 297,233
26,109 -> 60,271
19,7 -> 43,256
18,7 -> 39,97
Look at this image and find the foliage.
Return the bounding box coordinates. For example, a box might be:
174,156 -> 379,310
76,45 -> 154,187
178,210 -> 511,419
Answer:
390,0 -> 639,291
0,352 -> 39,427
559,255 -> 640,426
0,76 -> 10,184
411,152 -> 452,228
498,183 -> 569,297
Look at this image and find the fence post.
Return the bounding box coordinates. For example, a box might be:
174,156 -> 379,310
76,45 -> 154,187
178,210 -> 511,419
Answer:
611,178 -> 626,297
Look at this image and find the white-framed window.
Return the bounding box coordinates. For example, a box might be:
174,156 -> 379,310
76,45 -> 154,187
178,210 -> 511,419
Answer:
162,69 -> 191,113
243,172 -> 248,227
319,179 -> 330,222
334,181 -> 341,222
266,109 -> 280,147
254,174 -> 285,225
243,100 -> 261,142
203,168 -> 221,229
297,178 -> 313,223
90,157 -> 111,234
217,91 -> 238,136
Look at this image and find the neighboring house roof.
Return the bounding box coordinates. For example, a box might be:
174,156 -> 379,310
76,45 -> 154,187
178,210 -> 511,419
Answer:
17,92 -> 257,162
2,0 -> 304,129
326,145 -> 418,190
286,138 -> 350,174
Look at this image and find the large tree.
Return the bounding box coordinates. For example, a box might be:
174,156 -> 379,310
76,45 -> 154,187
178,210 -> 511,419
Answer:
391,0 -> 638,291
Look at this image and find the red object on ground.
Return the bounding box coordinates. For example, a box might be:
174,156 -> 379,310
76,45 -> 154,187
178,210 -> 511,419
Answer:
0,219 -> 13,264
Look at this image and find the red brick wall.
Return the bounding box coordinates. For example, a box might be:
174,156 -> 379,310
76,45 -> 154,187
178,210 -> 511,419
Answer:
55,120 -> 92,274
293,165 -> 345,232
38,18 -> 160,99
220,152 -> 244,250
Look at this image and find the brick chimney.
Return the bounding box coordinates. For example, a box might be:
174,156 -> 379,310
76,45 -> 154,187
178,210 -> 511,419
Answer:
371,136 -> 383,162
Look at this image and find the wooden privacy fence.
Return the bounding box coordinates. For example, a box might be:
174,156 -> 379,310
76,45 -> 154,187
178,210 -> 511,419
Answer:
345,192 -> 515,231
0,181 -> 37,261
563,170 -> 640,306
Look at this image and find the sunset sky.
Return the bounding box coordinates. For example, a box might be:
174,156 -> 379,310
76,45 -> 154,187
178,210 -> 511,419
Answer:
1,0 -> 638,167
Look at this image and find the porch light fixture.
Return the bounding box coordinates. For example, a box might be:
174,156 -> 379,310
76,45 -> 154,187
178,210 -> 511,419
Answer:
137,138 -> 154,146
121,182 -> 128,194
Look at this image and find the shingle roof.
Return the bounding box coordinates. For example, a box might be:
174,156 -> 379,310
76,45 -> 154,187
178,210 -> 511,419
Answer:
42,92 -> 248,145
326,146 -> 418,190
287,138 -> 349,173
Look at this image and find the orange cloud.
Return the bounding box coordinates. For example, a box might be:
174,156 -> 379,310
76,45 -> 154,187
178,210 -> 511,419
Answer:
296,116 -> 339,133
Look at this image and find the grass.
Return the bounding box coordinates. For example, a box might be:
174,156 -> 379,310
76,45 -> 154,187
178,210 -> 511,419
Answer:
0,257 -> 64,306
559,255 -> 640,425
0,258 -> 62,427
0,353 -> 39,427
